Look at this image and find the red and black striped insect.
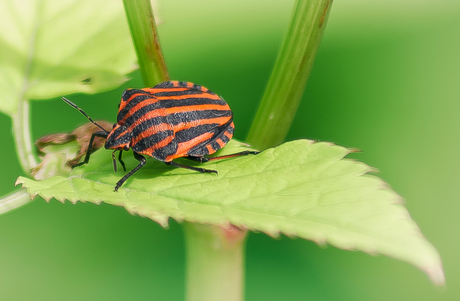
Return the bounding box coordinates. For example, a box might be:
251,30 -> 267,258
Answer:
62,81 -> 258,191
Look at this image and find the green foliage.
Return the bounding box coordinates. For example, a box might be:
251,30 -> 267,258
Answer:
0,0 -> 136,116
0,0 -> 448,299
16,139 -> 443,284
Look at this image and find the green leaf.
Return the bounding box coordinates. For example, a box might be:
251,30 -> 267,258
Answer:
16,139 -> 444,285
0,0 -> 136,116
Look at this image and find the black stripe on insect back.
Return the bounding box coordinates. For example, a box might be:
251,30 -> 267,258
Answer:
131,130 -> 179,162
210,141 -> 221,151
175,123 -> 221,143
159,97 -> 227,108
153,81 -> 176,88
120,82 -> 216,113
158,81 -> 210,92
121,89 -> 154,103
192,83 -> 207,92
132,130 -> 175,152
105,125 -> 132,148
152,89 -> 209,97
118,96 -> 228,124
147,115 -> 233,160
151,81 -> 208,90
166,110 -> 232,126
225,125 -> 234,134
185,116 -> 234,156
152,141 -> 179,162
219,132 -> 231,144
117,92 -> 153,123
124,107 -> 232,129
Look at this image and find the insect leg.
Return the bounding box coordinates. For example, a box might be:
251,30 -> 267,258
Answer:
111,150 -> 126,173
118,150 -> 127,172
111,150 -> 118,173
73,131 -> 108,168
165,161 -> 218,174
114,152 -> 146,192
186,150 -> 260,163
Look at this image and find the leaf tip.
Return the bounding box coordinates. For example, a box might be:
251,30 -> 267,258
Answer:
314,238 -> 328,248
264,229 -> 281,239
153,215 -> 170,229
125,203 -> 171,229
347,147 -> 362,153
368,166 -> 380,173
423,264 -> 445,286
14,177 -> 37,200
43,195 -> 54,203
14,177 -> 25,187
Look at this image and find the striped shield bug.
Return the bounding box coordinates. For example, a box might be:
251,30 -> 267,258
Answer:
62,81 -> 259,191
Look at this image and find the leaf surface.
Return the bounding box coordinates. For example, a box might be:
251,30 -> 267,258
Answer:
16,139 -> 444,284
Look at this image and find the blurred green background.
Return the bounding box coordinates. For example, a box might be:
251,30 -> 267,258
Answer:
1,0 -> 459,300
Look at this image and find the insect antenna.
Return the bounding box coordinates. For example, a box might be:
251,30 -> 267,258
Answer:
61,97 -> 109,134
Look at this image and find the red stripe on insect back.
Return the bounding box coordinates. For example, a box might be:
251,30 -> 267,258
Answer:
141,85 -> 201,95
124,109 -> 171,136
130,122 -> 173,146
118,92 -> 150,112
172,116 -> 231,132
119,96 -> 228,126
205,144 -> 214,154
169,131 -> 216,160
164,104 -> 229,115
140,134 -> 175,155
215,138 -> 226,149
224,123 -> 235,138
141,87 -> 186,94
142,82 -> 212,95
224,131 -> 233,140
140,80 -> 183,91
155,93 -> 222,101
126,92 -> 149,103
114,128 -> 131,141
119,97 -> 160,125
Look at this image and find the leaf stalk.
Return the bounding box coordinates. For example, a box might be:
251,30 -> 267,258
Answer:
0,190 -> 32,215
12,98 -> 38,174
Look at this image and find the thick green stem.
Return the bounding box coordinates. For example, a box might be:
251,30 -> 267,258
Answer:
184,223 -> 247,301
122,0 -> 169,86
246,0 -> 333,150
12,98 -> 38,174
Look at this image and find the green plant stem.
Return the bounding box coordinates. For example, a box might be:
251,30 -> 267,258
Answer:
0,190 -> 32,215
184,223 -> 247,301
12,98 -> 38,174
122,0 -> 169,86
246,0 -> 333,150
